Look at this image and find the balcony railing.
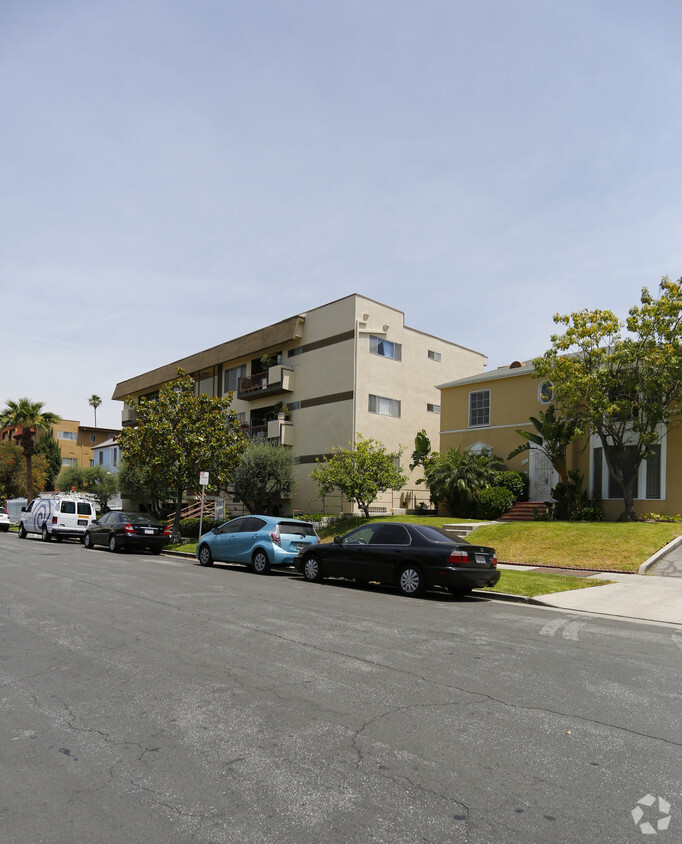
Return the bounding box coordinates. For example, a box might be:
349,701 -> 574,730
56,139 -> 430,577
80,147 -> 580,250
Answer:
237,365 -> 295,401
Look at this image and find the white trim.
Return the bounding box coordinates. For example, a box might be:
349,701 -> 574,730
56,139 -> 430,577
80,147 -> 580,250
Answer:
589,426 -> 667,501
441,422 -> 534,435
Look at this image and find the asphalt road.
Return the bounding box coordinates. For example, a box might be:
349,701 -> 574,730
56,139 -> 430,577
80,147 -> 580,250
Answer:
0,532 -> 680,844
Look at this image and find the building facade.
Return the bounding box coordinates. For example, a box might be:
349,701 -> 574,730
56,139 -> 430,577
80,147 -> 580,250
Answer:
52,421 -> 122,469
112,294 -> 487,515
438,359 -> 681,520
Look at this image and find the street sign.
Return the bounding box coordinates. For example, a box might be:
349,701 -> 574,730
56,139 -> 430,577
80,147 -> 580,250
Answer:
199,472 -> 209,486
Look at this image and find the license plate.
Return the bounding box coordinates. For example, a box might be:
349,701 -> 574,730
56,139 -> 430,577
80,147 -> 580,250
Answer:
144,529 -> 154,535
475,554 -> 487,566
294,542 -> 305,550
77,519 -> 88,526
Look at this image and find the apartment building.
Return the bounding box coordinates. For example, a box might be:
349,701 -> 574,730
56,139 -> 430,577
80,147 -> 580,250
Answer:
52,420 -> 122,468
112,294 -> 487,515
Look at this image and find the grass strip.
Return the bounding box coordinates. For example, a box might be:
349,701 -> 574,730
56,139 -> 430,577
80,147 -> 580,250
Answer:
482,569 -> 612,598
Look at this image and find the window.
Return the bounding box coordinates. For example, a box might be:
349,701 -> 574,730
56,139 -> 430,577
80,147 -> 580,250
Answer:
288,347 -> 302,358
592,444 -> 662,500
374,524 -> 411,545
539,381 -> 553,404
62,457 -> 78,466
77,502 -> 92,516
427,403 -> 440,414
90,434 -> 96,443
98,452 -> 104,465
89,459 -> 94,467
224,364 -> 246,393
369,335 -> 402,361
428,350 -> 441,362
369,394 -> 401,418
112,447 -> 119,467
58,431 -> 77,440
469,390 -> 490,427
61,501 -> 76,514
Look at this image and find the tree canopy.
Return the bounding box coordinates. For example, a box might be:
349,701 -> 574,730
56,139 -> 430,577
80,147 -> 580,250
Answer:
118,370 -> 247,534
0,441 -> 49,501
533,276 -> 682,520
424,447 -> 504,517
0,398 -> 61,502
56,465 -> 119,513
232,441 -> 295,515
310,435 -> 407,517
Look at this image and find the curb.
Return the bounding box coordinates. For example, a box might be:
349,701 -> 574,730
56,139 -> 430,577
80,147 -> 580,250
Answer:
638,534 -> 682,574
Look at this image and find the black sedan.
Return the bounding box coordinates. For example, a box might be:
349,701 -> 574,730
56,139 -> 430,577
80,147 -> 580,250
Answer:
83,511 -> 170,554
295,522 -> 500,597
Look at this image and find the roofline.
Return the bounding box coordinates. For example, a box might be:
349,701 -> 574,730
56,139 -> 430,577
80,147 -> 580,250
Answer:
437,359 -> 537,390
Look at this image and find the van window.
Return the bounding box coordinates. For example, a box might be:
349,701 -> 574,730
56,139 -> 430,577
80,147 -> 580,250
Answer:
77,502 -> 92,516
61,501 -> 76,514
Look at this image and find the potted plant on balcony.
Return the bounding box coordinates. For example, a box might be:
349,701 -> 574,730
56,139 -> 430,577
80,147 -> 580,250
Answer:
273,401 -> 290,420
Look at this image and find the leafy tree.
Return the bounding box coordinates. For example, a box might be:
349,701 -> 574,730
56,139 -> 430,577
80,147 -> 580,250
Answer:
118,370 -> 247,535
232,442 -> 295,515
310,435 -> 407,517
0,441 -> 49,501
34,429 -> 62,490
508,404 -> 582,487
534,277 -> 682,520
55,465 -> 119,513
0,398 -> 61,503
409,429 -> 437,482
118,459 -> 176,520
424,448 -> 504,517
88,394 -> 102,427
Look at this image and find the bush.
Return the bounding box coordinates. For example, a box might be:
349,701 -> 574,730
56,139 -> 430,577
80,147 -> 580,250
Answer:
475,486 -> 516,520
574,504 -> 605,522
179,518 -> 223,539
495,470 -> 528,502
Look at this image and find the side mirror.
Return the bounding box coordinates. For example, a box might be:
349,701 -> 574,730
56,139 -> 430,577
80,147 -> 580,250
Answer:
334,535 -> 342,545
211,527 -> 220,534
21,506 -> 26,512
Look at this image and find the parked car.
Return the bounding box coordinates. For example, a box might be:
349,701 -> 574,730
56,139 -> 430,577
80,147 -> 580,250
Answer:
196,515 -> 319,573
295,522 -> 500,598
0,506 -> 10,532
18,493 -> 97,542
83,511 -> 170,554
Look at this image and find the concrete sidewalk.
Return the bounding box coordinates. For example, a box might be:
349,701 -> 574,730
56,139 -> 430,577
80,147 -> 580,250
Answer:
496,564 -> 682,626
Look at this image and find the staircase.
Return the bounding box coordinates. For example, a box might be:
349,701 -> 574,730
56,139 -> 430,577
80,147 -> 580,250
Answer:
498,502 -> 548,521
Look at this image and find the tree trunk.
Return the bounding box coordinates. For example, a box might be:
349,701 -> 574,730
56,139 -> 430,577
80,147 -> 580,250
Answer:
173,486 -> 184,539
358,500 -> 370,518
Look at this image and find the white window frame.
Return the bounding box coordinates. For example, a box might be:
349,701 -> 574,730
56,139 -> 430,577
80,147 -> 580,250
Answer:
427,403 -> 440,414
428,350 -> 441,362
369,335 -> 402,361
368,394 -> 401,418
468,390 -> 490,427
589,428 -> 666,501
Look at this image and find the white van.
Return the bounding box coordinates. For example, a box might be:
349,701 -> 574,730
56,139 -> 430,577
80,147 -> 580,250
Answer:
18,493 -> 97,542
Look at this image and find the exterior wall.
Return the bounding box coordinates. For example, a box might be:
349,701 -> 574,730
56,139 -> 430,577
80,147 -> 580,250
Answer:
50,422 -> 121,469
113,294 -> 487,516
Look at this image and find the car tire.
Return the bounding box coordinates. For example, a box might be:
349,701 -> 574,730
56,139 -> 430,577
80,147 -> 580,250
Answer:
198,544 -> 213,567
18,523 -> 27,539
41,524 -> 51,542
109,535 -> 119,553
398,565 -> 425,598
84,533 -> 93,550
252,550 -> 270,575
302,554 -> 323,583
55,536 -> 63,543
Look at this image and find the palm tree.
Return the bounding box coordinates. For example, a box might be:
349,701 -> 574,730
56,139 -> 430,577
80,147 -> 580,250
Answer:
0,398 -> 61,503
88,394 -> 102,427
508,405 -> 582,486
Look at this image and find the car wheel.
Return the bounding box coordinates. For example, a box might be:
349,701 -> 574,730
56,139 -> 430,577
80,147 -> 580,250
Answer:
399,565 -> 425,597
252,550 -> 270,574
84,533 -> 93,549
302,555 -> 323,583
109,535 -> 119,553
41,524 -> 51,542
18,523 -> 27,539
55,535 -> 63,543
198,544 -> 213,567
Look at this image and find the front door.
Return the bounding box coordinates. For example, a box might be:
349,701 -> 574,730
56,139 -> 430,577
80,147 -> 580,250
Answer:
529,448 -> 559,501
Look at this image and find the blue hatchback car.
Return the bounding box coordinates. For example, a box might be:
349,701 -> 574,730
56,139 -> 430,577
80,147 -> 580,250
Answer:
196,515 -> 319,574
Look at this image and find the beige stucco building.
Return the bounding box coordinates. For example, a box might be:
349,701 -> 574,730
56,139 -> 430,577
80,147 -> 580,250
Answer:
112,294 -> 487,515
439,359 -> 681,520
51,420 -> 122,469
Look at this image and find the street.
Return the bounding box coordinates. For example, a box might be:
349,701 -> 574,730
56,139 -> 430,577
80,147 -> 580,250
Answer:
0,532 -> 680,843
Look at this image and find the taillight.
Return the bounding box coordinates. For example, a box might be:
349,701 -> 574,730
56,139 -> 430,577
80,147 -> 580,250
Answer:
163,526 -> 170,536
52,516 -> 57,524
269,526 -> 281,546
447,550 -> 469,565
491,554 -> 498,567
124,523 -> 135,535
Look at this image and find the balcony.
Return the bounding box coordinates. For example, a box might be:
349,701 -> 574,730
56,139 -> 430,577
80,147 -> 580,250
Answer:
237,365 -> 295,401
267,418 -> 294,446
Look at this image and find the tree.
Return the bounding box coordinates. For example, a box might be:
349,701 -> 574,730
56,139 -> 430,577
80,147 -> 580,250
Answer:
508,404 -> 582,486
424,448 -> 504,517
34,429 -> 62,491
232,442 -> 295,515
56,465 -> 119,513
0,398 -> 61,503
310,435 -> 407,517
0,441 -> 49,501
534,276 -> 682,520
89,394 -> 102,427
409,429 -> 437,482
118,459 -> 176,520
118,370 -> 247,535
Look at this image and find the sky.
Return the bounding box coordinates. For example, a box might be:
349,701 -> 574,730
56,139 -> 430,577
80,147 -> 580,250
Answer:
2,0 -> 681,430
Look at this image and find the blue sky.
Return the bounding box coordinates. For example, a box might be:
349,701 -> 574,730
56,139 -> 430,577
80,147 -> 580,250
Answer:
2,0 -> 681,429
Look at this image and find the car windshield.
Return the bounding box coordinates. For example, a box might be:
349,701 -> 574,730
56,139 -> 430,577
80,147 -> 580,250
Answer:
278,521 -> 316,537
412,525 -> 462,544
123,513 -> 160,526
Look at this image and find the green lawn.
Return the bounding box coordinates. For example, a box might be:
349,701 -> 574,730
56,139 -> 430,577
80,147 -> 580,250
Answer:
483,569 -> 612,597
467,521 -> 682,572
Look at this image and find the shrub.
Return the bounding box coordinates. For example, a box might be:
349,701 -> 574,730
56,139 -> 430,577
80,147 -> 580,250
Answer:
179,518 -> 223,539
475,486 -> 516,520
495,470 -> 528,502
574,504 -> 605,522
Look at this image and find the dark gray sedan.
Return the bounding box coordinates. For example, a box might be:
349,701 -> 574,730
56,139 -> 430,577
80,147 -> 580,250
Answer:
295,522 -> 500,597
83,511 -> 170,554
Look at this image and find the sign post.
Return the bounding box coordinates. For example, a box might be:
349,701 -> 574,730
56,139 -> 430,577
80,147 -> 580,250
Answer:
198,472 -> 209,539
